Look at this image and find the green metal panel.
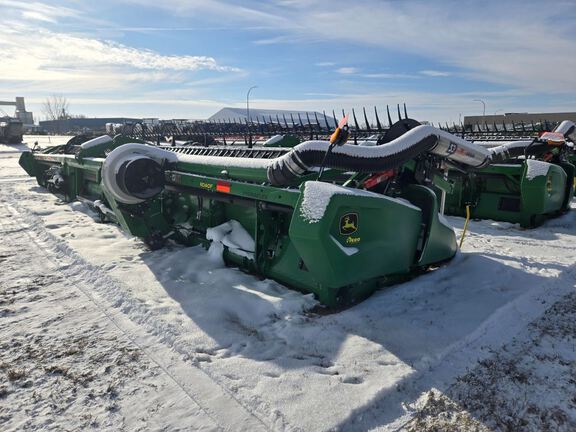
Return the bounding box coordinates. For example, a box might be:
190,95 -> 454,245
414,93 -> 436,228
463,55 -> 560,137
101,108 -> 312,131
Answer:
18,152 -> 36,177
443,161 -> 571,228
288,182 -> 422,305
558,162 -> 575,210
164,170 -> 300,208
401,184 -> 458,266
172,161 -> 269,184
102,186 -> 172,241
520,162 -> 566,215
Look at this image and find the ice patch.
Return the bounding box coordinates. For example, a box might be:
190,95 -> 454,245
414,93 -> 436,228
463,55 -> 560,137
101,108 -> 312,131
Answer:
206,220 -> 255,260
525,159 -> 550,180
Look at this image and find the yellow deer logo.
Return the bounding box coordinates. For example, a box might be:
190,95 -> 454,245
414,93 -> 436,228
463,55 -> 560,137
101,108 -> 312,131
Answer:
340,213 -> 358,235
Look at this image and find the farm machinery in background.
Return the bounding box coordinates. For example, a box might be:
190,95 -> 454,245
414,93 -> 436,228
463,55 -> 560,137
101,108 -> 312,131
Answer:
0,117 -> 23,144
438,120 -> 576,227
0,97 -> 33,144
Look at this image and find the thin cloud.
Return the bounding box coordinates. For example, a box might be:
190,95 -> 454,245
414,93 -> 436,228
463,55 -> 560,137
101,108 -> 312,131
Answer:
361,73 -> 418,79
124,0 -> 291,27
21,11 -> 57,23
0,0 -> 79,21
252,35 -> 298,45
336,67 -> 360,74
420,70 -> 452,77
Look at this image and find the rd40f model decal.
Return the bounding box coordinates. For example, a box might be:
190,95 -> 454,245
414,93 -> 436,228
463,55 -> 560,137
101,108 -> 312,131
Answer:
340,213 -> 358,235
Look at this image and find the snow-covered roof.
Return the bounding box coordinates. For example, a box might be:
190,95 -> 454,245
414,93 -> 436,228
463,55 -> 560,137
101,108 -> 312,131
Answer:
208,107 -> 335,127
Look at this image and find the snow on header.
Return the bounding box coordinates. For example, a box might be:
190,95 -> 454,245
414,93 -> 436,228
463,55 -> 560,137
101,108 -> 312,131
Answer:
79,135 -> 112,150
299,181 -> 419,223
206,220 -> 256,260
486,140 -> 533,152
176,153 -> 273,169
300,182 -> 353,223
525,159 -> 550,181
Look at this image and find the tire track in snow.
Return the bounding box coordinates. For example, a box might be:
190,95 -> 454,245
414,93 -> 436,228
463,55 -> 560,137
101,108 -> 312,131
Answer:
0,211 -> 220,431
0,202 -> 273,432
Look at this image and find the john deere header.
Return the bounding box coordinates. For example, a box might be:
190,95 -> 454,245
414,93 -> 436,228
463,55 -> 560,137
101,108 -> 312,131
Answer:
19,117 -> 575,306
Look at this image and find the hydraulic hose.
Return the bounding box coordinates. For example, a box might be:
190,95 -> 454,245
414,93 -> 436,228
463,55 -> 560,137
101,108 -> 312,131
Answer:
267,125 -> 491,186
488,140 -> 539,162
488,119 -> 576,162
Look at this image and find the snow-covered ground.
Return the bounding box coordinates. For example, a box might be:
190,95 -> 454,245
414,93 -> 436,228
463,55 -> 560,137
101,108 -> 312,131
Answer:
1,138 -> 575,431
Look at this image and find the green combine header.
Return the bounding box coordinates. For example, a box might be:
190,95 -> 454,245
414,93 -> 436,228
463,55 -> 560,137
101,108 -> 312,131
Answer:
18,118 -> 574,306
441,120 -> 576,227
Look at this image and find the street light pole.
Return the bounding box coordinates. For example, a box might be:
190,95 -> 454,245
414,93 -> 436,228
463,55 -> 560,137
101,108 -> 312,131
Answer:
246,85 -> 257,148
473,99 -> 486,130
246,86 -> 258,123
473,99 -> 486,117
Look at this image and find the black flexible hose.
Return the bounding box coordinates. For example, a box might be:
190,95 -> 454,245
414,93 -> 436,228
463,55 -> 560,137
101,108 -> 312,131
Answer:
267,135 -> 438,186
489,140 -> 549,163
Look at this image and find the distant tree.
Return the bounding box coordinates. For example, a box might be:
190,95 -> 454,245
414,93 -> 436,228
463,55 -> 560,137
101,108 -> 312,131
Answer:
42,94 -> 70,121
42,94 -> 70,134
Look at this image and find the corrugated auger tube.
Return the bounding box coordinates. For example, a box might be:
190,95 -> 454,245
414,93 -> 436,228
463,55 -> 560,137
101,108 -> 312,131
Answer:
487,120 -> 576,162
267,125 -> 492,186
488,140 -> 540,162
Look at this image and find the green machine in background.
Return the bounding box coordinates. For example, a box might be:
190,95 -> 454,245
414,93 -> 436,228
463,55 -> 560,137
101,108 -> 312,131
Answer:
440,120 -> 576,227
443,159 -> 572,228
17,118 -> 572,306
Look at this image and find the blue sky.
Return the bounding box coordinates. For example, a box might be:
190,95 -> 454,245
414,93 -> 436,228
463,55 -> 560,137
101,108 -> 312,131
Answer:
1,0 -> 575,124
